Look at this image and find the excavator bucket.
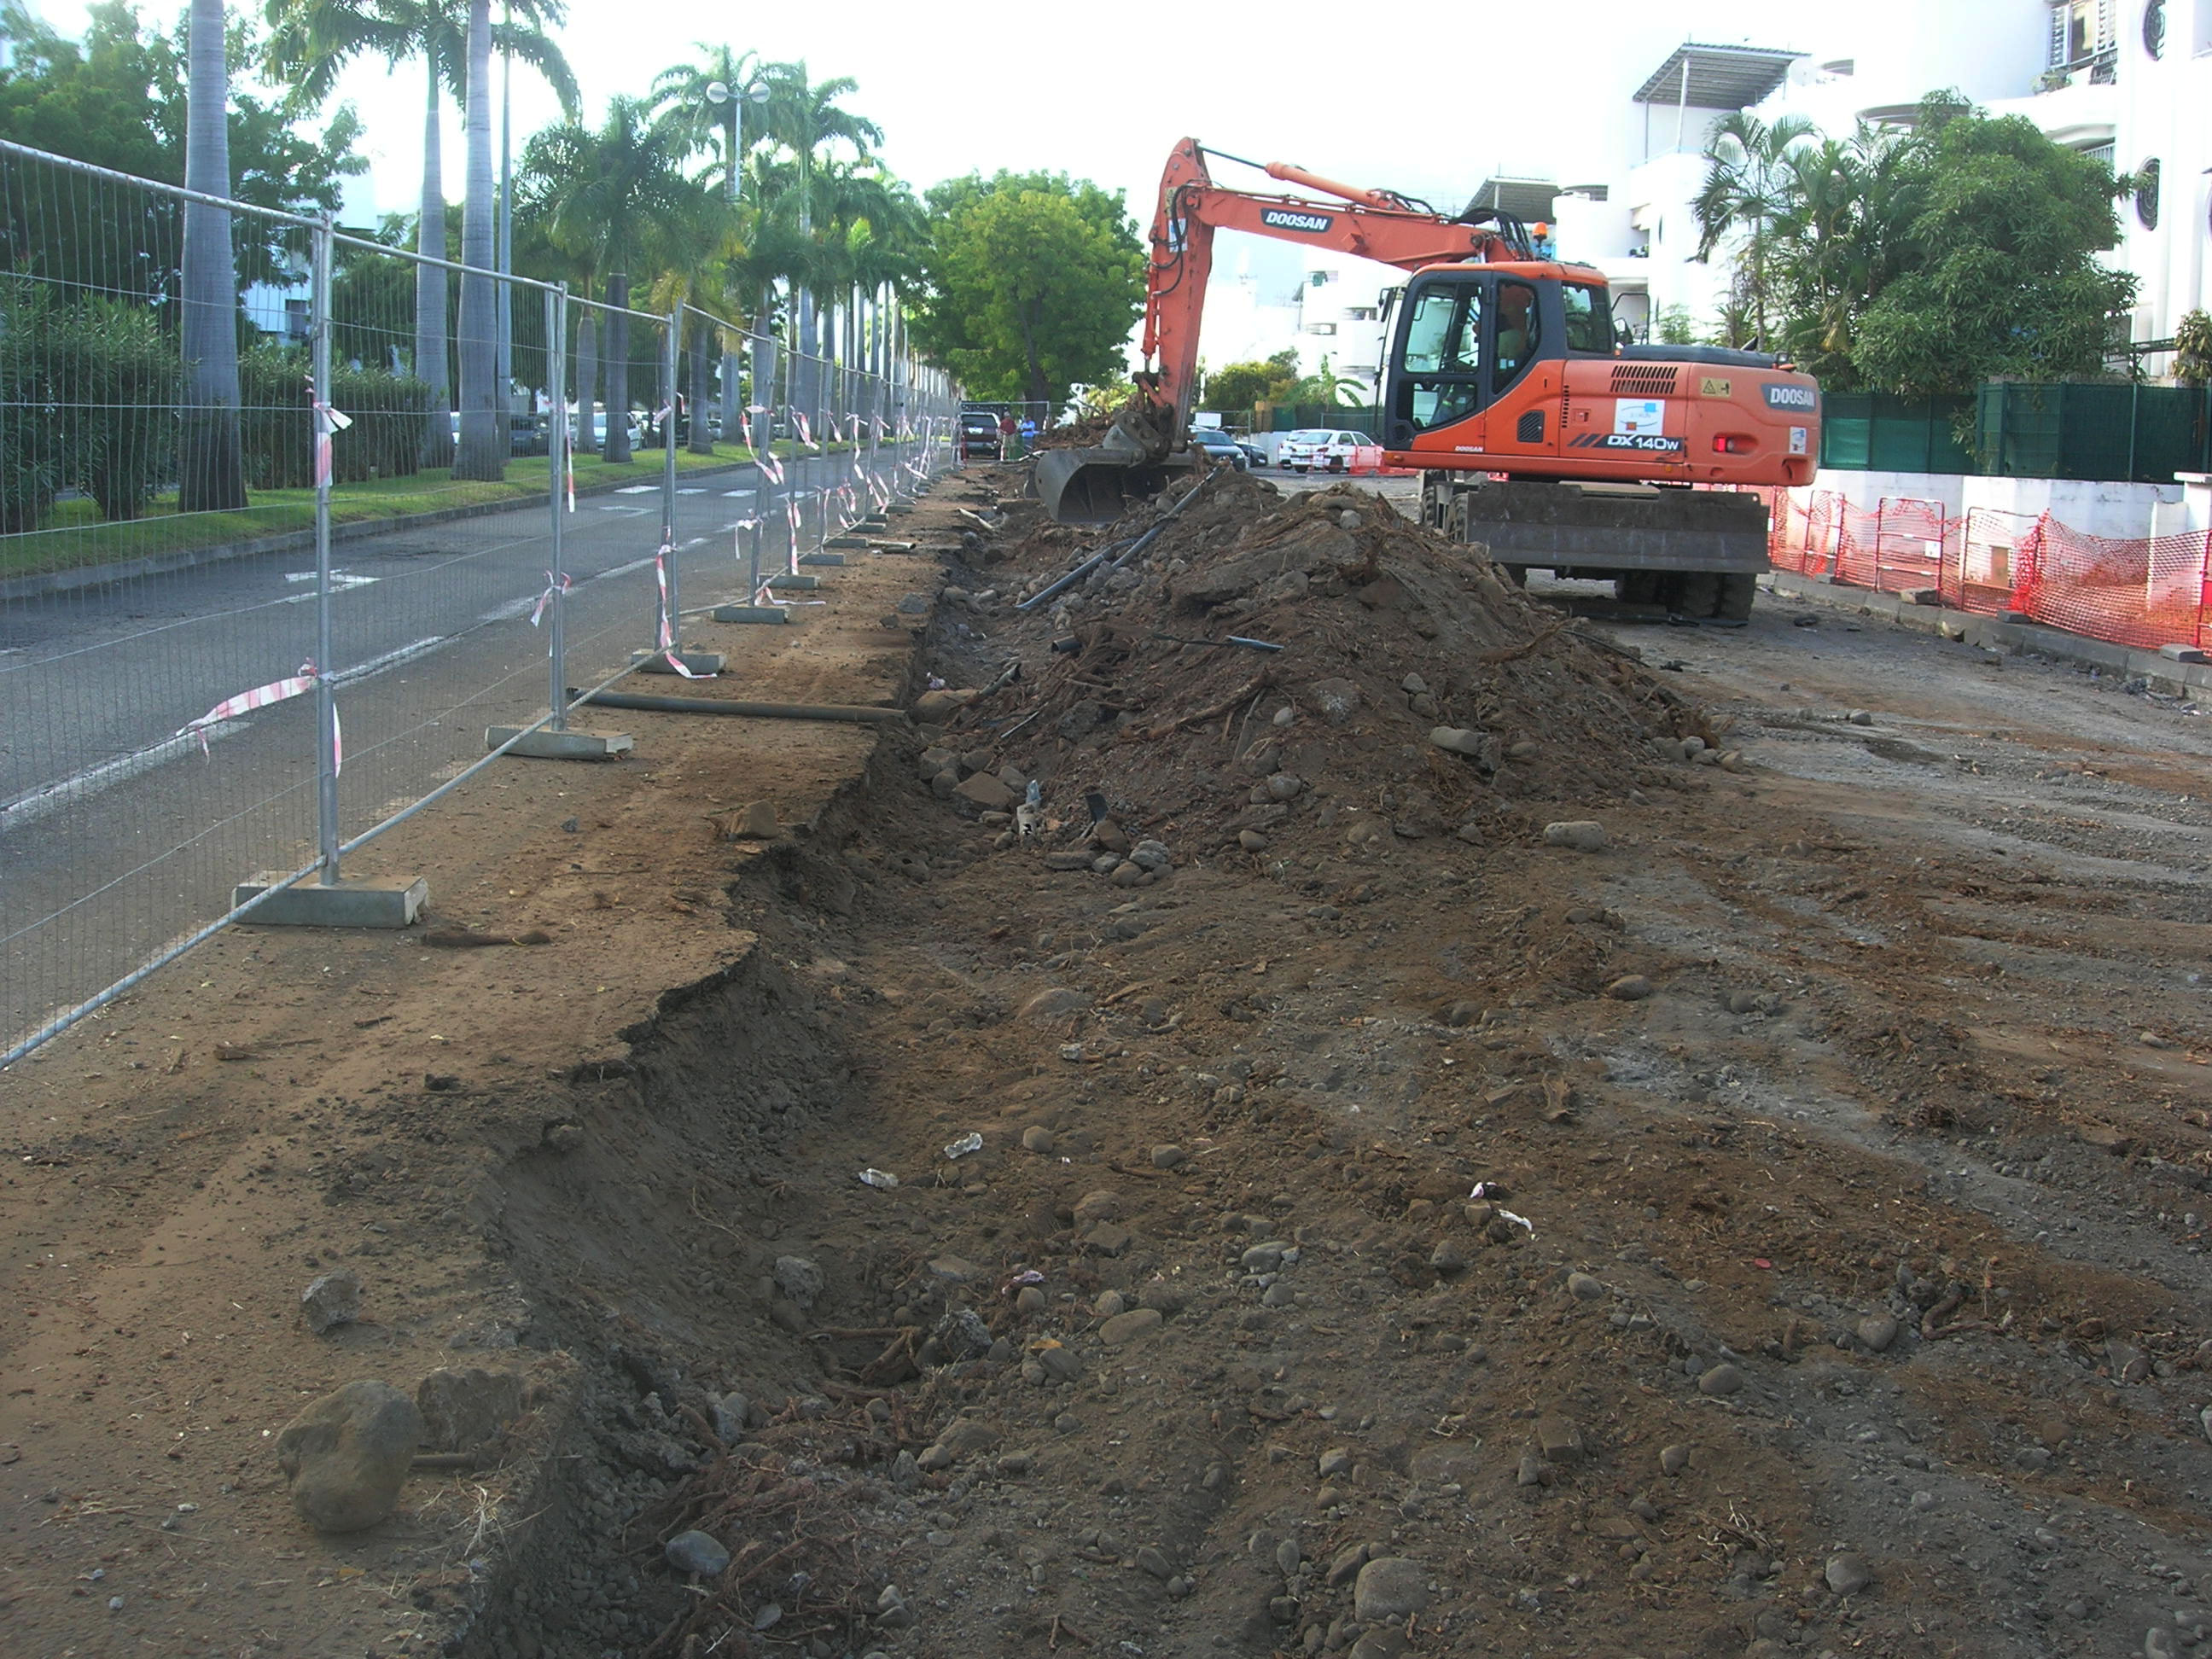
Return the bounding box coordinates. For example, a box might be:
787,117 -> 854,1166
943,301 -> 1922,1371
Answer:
1034,446 -> 1172,526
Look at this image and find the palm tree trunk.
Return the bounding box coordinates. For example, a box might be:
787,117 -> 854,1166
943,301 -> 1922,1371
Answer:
687,317 -> 713,455
416,47 -> 452,470
720,341 -> 742,448
452,0 -> 503,480
603,273 -> 632,464
178,0 -> 244,511
573,306 -> 598,455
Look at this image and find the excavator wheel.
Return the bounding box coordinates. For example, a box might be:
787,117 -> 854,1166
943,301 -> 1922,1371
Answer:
1715,572 -> 1757,622
1672,572 -> 1720,619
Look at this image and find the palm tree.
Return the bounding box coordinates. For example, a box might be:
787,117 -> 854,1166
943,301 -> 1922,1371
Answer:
655,44 -> 764,445
263,0 -> 573,470
451,0 -> 502,478
1691,110 -> 1817,350
521,97 -> 697,465
754,62 -> 881,411
180,0 -> 244,511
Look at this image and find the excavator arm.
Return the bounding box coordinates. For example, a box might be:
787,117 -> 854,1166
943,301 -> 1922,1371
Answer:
1137,138 -> 1527,439
1038,139 -> 1526,521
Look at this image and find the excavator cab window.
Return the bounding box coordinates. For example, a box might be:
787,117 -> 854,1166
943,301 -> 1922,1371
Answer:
1561,282 -> 1615,354
1394,278 -> 1484,434
1493,281 -> 1540,389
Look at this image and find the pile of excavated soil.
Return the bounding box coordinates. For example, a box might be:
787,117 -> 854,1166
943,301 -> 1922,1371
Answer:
931,467 -> 1712,863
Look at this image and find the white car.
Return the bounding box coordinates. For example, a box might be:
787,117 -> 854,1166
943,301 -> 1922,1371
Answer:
1278,428 -> 1368,474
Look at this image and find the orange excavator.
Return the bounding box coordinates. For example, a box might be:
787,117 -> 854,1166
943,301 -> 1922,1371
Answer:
1037,139 -> 1822,620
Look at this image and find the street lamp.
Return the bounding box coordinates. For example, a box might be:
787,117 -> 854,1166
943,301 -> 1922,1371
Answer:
703,77 -> 771,203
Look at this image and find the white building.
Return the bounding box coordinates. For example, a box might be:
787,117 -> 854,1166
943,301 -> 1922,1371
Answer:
1563,7 -> 2209,362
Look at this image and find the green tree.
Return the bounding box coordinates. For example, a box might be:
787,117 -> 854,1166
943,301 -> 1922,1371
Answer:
2176,309 -> 2212,388
261,0 -> 573,469
1848,97 -> 2134,395
1202,350 -> 1297,412
911,171 -> 1142,406
1691,109 -> 1818,350
519,95 -> 701,464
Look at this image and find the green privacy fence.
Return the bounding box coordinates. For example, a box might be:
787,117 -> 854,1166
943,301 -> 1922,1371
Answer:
1819,393 -> 1977,474
1971,381 -> 2212,483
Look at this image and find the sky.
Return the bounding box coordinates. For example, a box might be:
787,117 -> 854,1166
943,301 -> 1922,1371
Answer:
30,0 -> 1882,219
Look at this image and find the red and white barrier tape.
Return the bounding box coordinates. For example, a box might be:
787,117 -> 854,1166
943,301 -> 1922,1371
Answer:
306,375 -> 352,489
795,412 -> 816,450
654,546 -> 708,678
757,449 -> 785,485
528,570 -> 570,627
180,660 -> 341,773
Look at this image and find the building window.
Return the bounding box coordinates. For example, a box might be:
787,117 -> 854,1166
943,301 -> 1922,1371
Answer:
1306,322 -> 1337,335
2135,157 -> 2161,228
284,298 -> 311,341
2051,0 -> 2116,65
2145,0 -> 2166,53
2083,142 -> 2116,169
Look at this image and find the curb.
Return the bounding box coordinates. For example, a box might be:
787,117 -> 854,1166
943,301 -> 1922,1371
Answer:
0,457 -> 765,604
1764,570 -> 2212,698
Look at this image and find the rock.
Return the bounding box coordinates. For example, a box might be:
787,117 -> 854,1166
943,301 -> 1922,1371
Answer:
1021,1125 -> 1057,1154
1660,1443 -> 1691,1476
1327,1542 -> 1371,1587
712,1392 -> 751,1444
1272,705 -> 1295,727
1131,839 -> 1173,870
1091,853 -> 1121,874
772,1255 -> 825,1311
1266,772 -> 1305,801
1037,1344 -> 1082,1382
895,592 -> 931,615
1535,1416 -> 1583,1460
1015,1285 -> 1047,1316
1091,819 -> 1132,855
1604,975 -> 1655,1001
1857,1313 -> 1901,1353
1697,1362 -> 1744,1397
1847,709 -> 1873,725
723,800 -> 778,840
1242,1242 -> 1288,1272
955,772 -> 1017,812
1565,1272 -> 1607,1301
1318,1447 -> 1352,1478
1824,1552 -> 1871,1595
910,688 -> 971,722
666,1529 -> 731,1577
1400,672 -> 1429,696
1095,1289 -> 1127,1318
1020,987 -> 1091,1023
414,1368 -> 524,1452
1540,820 -> 1608,853
1099,1308 -> 1164,1346
300,1271 -> 362,1334
1238,830 -> 1271,852
1044,851 -> 1091,871
1110,861 -> 1146,888
275,1380 -> 422,1534
1428,726 -> 1488,758
934,1308 -> 993,1361
1436,998 -> 1481,1027
1152,1144 -> 1188,1169
1057,701 -> 1103,742
1137,1545 -> 1174,1580
1073,1190 -> 1121,1225
1303,677 -> 1363,726
1353,1557 -> 1431,1622
1516,1451 -> 1543,1487
1429,1239 -> 1470,1274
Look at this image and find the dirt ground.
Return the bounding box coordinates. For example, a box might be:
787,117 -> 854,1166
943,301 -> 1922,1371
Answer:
9,459 -> 2212,1659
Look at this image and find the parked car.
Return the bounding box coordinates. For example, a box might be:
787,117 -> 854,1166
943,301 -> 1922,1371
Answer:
1188,428 -> 1249,470
1278,428 -> 1369,474
957,410 -> 1002,462
509,415 -> 548,457
1235,439 -> 1267,469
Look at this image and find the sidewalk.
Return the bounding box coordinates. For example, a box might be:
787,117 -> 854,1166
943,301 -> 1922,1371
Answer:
1765,568 -> 2212,698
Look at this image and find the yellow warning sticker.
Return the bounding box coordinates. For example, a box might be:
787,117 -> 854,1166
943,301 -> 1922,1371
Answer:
1699,376 -> 1732,399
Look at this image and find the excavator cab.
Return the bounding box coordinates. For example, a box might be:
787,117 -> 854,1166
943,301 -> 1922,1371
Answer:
1381,267 -> 1616,451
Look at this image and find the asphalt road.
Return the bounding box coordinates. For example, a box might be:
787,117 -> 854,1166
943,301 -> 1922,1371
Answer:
0,443 -> 926,1051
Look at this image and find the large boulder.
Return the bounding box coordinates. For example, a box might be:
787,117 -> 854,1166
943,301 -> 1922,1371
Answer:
276,1379 -> 422,1533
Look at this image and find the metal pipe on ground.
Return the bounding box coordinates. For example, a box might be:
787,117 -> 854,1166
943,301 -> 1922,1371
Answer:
1016,470 -> 1220,613
567,688 -> 909,725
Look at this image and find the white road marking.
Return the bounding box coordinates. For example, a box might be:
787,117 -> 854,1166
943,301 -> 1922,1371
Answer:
331,637 -> 446,687
595,505 -> 649,515
613,484 -> 658,495
677,487 -> 706,495
1,724 -> 243,834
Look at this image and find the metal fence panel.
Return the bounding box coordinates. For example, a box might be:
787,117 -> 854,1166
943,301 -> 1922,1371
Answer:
1,137 -> 962,1065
